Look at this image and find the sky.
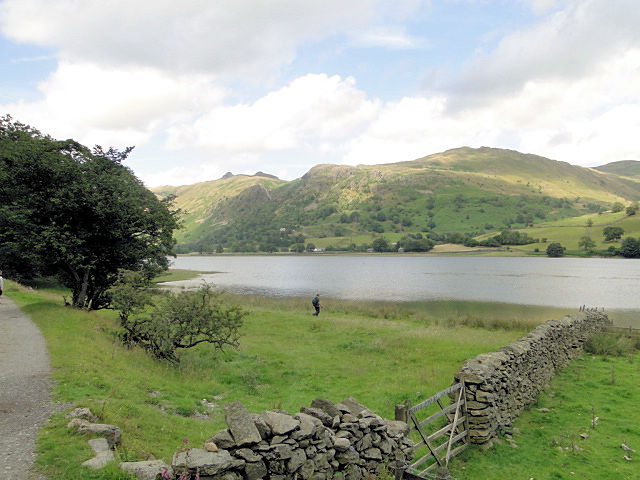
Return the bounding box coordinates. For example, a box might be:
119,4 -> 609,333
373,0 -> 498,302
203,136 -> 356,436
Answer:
1,0 -> 639,187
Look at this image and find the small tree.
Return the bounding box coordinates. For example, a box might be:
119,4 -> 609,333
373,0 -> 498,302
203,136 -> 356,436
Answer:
626,202 -> 639,216
546,242 -> 565,257
611,202 -> 625,213
578,235 -> 596,254
110,273 -> 245,363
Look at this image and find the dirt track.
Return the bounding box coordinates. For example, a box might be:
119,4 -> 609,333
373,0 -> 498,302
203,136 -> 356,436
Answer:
0,296 -> 63,479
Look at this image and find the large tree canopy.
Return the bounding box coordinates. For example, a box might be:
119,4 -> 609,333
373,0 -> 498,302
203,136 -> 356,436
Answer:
0,116 -> 180,309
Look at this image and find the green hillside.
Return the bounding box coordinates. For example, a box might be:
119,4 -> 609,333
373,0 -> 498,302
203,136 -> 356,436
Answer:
154,172 -> 286,246
152,147 -> 640,253
594,160 -> 640,178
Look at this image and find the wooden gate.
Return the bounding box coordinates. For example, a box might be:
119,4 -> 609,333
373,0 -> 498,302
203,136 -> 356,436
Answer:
400,382 -> 469,478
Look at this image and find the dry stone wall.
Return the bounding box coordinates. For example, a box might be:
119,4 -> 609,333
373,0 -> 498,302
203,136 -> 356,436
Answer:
455,311 -> 609,444
171,397 -> 414,480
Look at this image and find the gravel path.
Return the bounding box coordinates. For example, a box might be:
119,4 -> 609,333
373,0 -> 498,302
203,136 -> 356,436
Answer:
0,296 -> 64,480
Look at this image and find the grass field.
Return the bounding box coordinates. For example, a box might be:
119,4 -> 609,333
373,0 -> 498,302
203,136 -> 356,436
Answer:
450,353 -> 640,480
4,278 -> 639,479
482,211 -> 640,254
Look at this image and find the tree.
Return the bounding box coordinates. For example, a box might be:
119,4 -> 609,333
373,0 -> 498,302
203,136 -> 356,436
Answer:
626,202 -> 639,216
611,202 -> 624,213
398,235 -> 434,252
110,274 -> 245,362
546,242 -> 565,257
602,226 -> 624,242
0,116 -> 179,309
619,237 -> 640,258
578,235 -> 596,253
371,237 -> 390,252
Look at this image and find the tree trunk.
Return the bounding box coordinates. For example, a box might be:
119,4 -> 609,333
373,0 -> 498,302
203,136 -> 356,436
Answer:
75,270 -> 90,309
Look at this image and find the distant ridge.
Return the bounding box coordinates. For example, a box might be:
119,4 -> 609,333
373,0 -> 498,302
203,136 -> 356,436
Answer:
152,146 -> 640,253
593,160 -> 640,178
219,171 -> 279,181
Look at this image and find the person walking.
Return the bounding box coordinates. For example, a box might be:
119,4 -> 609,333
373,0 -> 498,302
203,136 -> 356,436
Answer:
0,270 -> 3,302
311,293 -> 321,316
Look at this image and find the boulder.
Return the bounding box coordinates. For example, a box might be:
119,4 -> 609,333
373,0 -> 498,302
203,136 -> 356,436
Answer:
244,459 -> 267,480
82,438 -> 114,469
251,413 -> 272,439
120,460 -> 173,480
292,413 -> 319,439
233,448 -> 262,462
66,407 -> 99,423
172,448 -> 243,476
224,401 -> 262,446
287,448 -> 307,472
311,398 -> 341,418
340,398 -> 367,416
300,407 -> 333,426
68,419 -> 121,448
262,410 -> 300,435
333,438 -> 350,452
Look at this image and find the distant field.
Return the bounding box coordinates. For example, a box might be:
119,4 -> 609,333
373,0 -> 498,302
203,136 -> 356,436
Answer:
514,211 -> 640,252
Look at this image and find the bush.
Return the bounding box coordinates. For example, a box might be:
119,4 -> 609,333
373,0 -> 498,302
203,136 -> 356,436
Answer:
546,242 -> 565,257
111,273 -> 245,362
371,237 -> 390,252
584,333 -> 638,356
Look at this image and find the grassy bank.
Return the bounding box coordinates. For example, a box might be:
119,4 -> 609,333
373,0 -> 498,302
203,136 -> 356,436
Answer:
4,279 -> 637,479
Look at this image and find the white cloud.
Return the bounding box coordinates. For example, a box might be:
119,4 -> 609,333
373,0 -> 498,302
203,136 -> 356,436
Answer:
345,48 -> 640,168
448,0 -> 640,108
2,61 -> 223,147
518,0 -> 562,15
0,0 -> 385,76
350,29 -> 424,49
167,74 -> 380,153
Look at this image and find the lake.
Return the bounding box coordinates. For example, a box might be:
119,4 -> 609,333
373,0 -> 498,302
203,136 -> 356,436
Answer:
166,255 -> 640,312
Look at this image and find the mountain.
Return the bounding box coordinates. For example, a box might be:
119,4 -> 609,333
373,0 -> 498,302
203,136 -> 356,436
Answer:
593,160 -> 640,178
151,147 -> 640,253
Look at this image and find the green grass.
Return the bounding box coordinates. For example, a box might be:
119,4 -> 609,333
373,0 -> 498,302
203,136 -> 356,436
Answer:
470,211 -> 640,255
449,353 -> 640,480
5,281 -> 532,479
4,280 -> 638,479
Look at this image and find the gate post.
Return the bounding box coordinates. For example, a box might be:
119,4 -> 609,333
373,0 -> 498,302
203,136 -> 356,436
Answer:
395,400 -> 411,423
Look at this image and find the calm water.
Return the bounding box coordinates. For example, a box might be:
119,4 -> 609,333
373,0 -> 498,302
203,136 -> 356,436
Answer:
166,255 -> 640,310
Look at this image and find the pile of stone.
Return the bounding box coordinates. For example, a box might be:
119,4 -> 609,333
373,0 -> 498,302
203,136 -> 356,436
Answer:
455,311 -> 609,444
171,397 -> 414,480
66,407 -> 122,469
